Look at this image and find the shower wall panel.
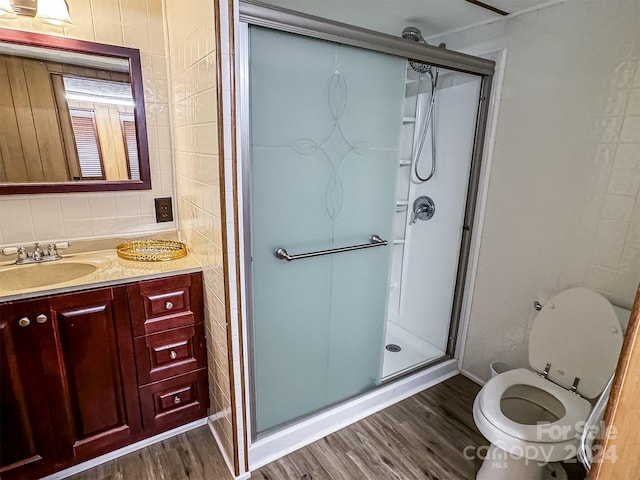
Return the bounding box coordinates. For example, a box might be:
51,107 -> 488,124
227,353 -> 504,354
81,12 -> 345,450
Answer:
389,71 -> 481,353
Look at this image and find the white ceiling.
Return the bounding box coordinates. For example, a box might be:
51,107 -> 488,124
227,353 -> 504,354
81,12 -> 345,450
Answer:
258,0 -> 551,38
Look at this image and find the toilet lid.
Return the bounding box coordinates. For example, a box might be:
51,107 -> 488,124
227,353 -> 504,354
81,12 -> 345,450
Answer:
529,288 -> 623,399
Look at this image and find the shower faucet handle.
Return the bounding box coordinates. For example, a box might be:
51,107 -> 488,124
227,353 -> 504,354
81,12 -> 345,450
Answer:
411,196 -> 436,224
412,205 -> 429,224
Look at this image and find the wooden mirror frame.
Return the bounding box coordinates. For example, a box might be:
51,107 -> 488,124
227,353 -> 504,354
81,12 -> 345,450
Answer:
0,28 -> 151,194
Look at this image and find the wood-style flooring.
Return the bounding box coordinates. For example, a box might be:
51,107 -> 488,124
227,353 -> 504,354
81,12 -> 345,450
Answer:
66,426 -> 232,480
254,375 -> 485,480
69,375 -> 587,480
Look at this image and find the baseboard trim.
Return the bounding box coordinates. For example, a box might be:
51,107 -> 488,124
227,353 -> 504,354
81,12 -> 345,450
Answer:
460,369 -> 486,386
248,359 -> 459,471
41,418 -> 208,480
207,416 -> 251,479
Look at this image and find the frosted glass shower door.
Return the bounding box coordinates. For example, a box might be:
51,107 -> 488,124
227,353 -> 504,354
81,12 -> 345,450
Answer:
249,26 -> 406,434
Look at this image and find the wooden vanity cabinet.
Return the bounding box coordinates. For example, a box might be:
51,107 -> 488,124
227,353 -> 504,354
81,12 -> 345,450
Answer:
0,272 -> 207,479
0,298 -> 62,479
49,287 -> 143,461
127,273 -> 208,432
0,287 -> 141,479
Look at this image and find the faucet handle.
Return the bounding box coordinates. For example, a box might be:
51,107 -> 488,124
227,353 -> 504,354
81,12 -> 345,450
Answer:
32,243 -> 43,261
47,244 -> 58,256
17,246 -> 27,260
411,196 -> 436,224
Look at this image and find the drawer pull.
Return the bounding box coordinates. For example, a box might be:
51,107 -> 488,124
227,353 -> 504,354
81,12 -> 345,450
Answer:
173,395 -> 181,405
169,350 -> 178,360
36,314 -> 48,324
18,317 -> 31,327
165,301 -> 174,310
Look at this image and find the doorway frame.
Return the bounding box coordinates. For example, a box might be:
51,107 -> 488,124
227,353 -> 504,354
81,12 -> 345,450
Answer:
588,285 -> 640,479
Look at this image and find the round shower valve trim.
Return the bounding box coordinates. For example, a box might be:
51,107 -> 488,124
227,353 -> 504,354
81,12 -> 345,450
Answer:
412,196 -> 436,223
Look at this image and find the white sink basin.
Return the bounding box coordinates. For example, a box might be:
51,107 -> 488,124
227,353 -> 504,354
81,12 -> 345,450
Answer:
0,258 -> 109,292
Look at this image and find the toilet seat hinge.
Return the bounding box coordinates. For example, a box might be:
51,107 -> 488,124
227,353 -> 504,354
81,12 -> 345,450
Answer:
571,377 -> 581,395
539,362 -> 551,379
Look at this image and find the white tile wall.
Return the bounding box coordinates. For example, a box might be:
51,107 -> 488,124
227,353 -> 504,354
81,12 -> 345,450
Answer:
163,0 -> 242,473
0,0 -> 176,247
434,1 -> 640,381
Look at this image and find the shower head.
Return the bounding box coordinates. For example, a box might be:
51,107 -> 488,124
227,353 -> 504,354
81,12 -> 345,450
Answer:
401,26 -> 430,74
401,26 -> 424,42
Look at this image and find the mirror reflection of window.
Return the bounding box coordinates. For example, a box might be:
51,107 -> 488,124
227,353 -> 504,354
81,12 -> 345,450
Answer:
119,113 -> 140,181
68,108 -> 104,180
0,53 -> 140,184
60,75 -> 135,182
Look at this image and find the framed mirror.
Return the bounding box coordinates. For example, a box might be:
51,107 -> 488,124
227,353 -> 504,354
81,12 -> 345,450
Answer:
0,28 -> 151,194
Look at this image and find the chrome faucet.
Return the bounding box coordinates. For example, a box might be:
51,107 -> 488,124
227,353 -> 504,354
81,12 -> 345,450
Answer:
32,243 -> 44,261
15,242 -> 62,265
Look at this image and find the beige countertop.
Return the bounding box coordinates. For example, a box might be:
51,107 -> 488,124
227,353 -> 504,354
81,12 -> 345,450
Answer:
0,249 -> 202,303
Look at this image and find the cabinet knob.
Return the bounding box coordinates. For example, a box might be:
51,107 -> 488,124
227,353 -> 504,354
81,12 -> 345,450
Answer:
169,350 -> 178,359
165,301 -> 174,310
18,317 -> 31,327
173,395 -> 181,405
36,314 -> 48,324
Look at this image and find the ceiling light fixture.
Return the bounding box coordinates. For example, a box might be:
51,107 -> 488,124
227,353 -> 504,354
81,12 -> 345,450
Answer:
35,0 -> 72,25
0,0 -> 17,18
2,0 -> 73,24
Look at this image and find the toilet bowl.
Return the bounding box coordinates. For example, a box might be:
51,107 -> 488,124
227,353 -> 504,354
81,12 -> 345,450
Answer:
473,288 -> 623,480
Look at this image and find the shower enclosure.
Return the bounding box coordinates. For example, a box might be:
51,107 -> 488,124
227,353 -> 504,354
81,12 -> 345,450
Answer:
384,61 -> 483,379
239,1 -> 494,440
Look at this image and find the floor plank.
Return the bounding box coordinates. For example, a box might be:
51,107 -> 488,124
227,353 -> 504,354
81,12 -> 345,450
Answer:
67,426 -> 233,480
68,375 -> 587,480
253,375 -> 486,480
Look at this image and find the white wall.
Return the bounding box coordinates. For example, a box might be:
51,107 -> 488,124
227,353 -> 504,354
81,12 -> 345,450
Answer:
0,0 -> 176,247
434,1 -> 640,381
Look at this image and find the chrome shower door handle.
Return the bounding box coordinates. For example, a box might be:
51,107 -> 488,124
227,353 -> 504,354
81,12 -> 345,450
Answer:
275,234 -> 388,262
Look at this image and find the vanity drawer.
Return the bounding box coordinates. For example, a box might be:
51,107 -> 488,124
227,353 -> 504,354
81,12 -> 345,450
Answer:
136,311 -> 195,337
127,273 -> 203,336
145,287 -> 189,317
134,324 -> 206,385
138,369 -> 208,431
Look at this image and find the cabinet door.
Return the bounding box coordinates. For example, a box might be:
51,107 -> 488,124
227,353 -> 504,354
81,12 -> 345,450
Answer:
0,300 -> 63,479
50,287 -> 142,461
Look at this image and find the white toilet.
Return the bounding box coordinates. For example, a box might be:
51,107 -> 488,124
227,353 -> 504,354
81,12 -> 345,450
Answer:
473,287 -> 624,480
